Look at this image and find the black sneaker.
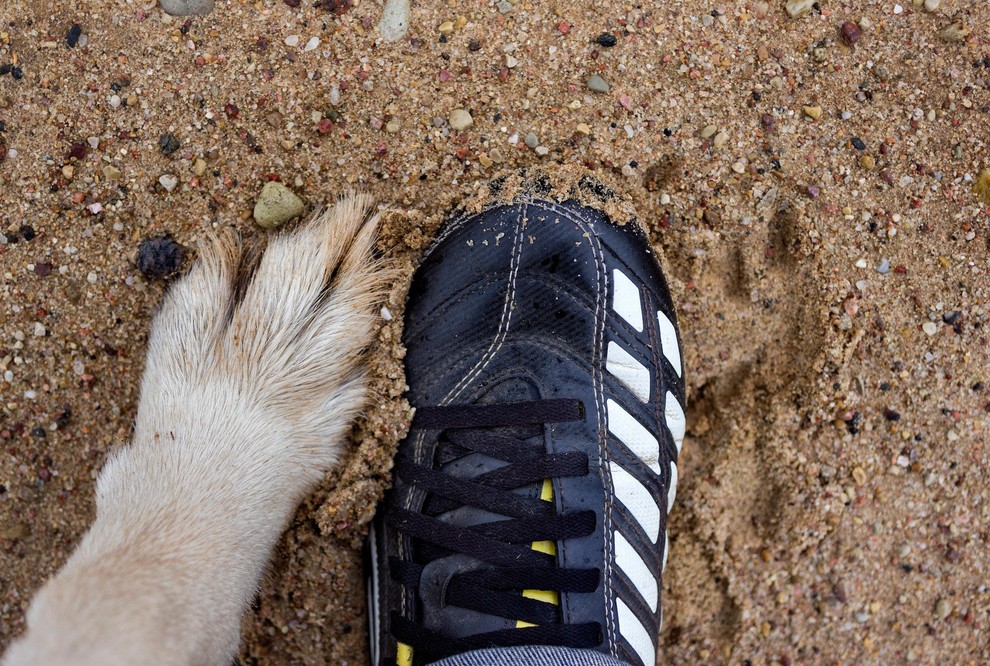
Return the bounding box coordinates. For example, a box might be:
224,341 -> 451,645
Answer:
367,194 -> 685,666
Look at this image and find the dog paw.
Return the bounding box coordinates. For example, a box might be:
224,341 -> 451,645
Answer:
122,194 -> 388,503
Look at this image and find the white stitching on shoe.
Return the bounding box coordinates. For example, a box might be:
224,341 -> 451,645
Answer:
443,202 -> 527,404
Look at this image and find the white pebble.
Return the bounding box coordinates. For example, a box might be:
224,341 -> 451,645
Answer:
87,272 -> 98,284
33,322 -> 45,337
159,174 -> 179,191
785,0 -> 815,18
893,4 -> 903,14
378,0 -> 411,42
304,36 -> 320,51
381,306 -> 393,321
24,390 -> 37,399
285,35 -> 300,47
922,321 -> 938,336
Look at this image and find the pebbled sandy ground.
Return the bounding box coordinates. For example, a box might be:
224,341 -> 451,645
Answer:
1,1 -> 989,664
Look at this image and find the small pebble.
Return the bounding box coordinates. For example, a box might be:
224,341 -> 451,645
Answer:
806,185 -> 821,199
596,33 -> 617,47
785,0 -> 815,18
939,21 -> 969,43
803,105 -> 823,120
534,146 -> 549,156
922,321 -> 939,336
496,0 -> 512,14
159,133 -> 181,155
587,74 -> 610,93
159,0 -> 215,16
449,108 -> 473,131
877,258 -> 891,274
712,132 -> 728,149
973,168 -> 990,204
137,237 -> 185,279
159,174 -> 178,191
839,21 -> 862,46
851,137 -> 866,150
304,37 -> 321,51
935,598 -> 951,620
66,24 -> 82,48
923,0 -> 938,10
254,181 -> 305,229
860,155 -> 875,169
524,131 -> 539,149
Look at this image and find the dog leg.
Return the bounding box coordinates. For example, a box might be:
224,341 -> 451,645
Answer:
2,195 -> 388,666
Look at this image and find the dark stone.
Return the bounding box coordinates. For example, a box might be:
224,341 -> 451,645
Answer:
19,225 -> 35,241
67,23 -> 82,48
596,32 -> 617,47
314,0 -> 352,15
55,406 -> 72,428
851,137 -> 866,150
31,427 -> 46,439
137,236 -> 185,279
839,20 -> 861,46
159,133 -> 181,155
68,142 -> 87,160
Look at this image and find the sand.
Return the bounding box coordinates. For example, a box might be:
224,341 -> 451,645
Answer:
1,0 -> 989,664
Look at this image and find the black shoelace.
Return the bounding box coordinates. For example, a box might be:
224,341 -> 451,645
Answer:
386,398 -> 603,663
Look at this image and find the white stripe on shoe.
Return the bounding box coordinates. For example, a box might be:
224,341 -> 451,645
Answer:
609,461 -> 660,543
606,342 -> 651,403
616,596 -> 656,666
667,461 -> 678,514
664,391 -> 685,454
607,399 -> 660,473
614,530 -> 658,612
612,269 -> 643,331
657,310 -> 681,377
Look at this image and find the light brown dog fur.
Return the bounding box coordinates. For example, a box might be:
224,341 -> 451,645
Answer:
1,195 -> 388,666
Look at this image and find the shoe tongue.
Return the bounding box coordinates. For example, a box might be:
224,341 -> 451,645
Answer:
436,377 -> 544,525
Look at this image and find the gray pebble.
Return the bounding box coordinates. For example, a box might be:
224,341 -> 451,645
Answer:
876,258 -> 891,274
449,109 -> 473,131
254,181 -> 305,229
159,0 -> 215,16
378,0 -> 411,42
524,132 -> 539,149
496,0 -> 513,14
587,74 -> 610,93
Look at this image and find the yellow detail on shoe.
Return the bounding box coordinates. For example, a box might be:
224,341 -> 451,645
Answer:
396,642 -> 413,666
517,478 -> 561,628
